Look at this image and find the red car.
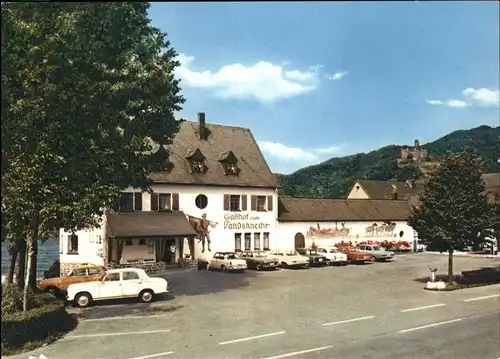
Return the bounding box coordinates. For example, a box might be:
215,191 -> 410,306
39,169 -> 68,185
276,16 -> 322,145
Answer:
338,246 -> 372,264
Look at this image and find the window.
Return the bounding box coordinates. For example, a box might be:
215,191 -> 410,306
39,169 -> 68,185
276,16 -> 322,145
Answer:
191,160 -> 204,173
234,233 -> 242,251
70,269 -> 87,277
125,239 -> 133,246
244,233 -> 251,250
159,193 -> 172,211
230,195 -> 241,211
195,194 -> 208,209
254,233 -> 261,250
88,269 -> 102,275
123,271 -> 140,280
103,273 -> 120,282
263,232 -> 270,250
219,151 -> 240,176
151,192 -> 179,211
119,192 -> 142,212
139,239 -> 146,246
251,195 -> 273,212
68,234 -> 79,254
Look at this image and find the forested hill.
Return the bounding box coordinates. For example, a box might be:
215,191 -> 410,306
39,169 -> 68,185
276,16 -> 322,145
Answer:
277,125 -> 500,198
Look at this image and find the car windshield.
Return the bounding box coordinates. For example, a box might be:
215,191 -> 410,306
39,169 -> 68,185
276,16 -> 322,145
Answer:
227,254 -> 238,259
286,250 -> 299,256
309,250 -> 318,255
372,246 -> 382,251
328,249 -> 339,253
253,251 -> 266,257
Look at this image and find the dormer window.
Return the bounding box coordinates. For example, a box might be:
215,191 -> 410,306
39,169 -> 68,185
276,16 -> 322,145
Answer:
185,148 -> 207,174
149,145 -> 173,173
219,151 -> 240,176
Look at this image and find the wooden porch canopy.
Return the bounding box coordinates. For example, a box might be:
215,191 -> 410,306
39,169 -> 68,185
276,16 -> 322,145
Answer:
105,211 -> 198,239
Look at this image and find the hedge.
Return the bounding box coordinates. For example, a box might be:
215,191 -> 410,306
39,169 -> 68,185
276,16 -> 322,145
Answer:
1,300 -> 77,352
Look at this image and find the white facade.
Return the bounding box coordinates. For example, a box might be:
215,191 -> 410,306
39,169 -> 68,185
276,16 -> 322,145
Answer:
278,220 -> 415,249
59,184 -> 279,273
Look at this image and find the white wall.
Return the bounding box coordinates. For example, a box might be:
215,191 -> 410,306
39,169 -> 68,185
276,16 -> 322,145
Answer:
346,182 -> 370,199
278,220 -> 415,248
59,226 -> 106,266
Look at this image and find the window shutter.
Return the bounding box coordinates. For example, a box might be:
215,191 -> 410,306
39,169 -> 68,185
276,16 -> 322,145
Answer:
151,192 -> 159,211
223,194 -> 230,211
172,193 -> 179,211
241,195 -> 247,211
250,196 -> 257,211
267,195 -> 273,211
134,193 -> 142,211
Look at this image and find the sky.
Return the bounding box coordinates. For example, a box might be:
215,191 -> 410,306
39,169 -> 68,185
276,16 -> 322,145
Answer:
148,2 -> 500,174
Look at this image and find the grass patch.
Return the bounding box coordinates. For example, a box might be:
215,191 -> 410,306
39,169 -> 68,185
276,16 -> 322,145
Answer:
415,266 -> 500,291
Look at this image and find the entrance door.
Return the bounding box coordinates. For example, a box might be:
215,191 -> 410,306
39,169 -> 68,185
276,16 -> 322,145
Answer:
294,232 -> 305,249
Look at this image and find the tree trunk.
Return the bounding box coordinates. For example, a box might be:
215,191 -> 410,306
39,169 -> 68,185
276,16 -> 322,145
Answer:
5,241 -> 20,284
17,239 -> 27,289
23,220 -> 38,312
447,246 -> 454,284
29,237 -> 38,289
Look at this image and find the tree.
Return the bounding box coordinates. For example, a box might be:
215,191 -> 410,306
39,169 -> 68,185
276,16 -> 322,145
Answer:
1,3 -> 184,310
408,151 -> 492,284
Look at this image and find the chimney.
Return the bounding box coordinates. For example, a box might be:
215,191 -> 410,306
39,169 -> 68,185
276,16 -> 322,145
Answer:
392,186 -> 398,200
198,112 -> 207,140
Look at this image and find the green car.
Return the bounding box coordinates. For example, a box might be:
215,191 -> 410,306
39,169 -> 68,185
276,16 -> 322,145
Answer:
358,244 -> 395,262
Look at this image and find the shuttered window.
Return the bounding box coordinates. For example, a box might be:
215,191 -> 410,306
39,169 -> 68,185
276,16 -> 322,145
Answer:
134,193 -> 142,211
267,195 -> 273,211
151,192 -> 179,211
244,233 -> 251,250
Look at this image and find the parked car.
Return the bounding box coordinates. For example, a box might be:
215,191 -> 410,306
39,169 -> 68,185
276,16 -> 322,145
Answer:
267,249 -> 309,269
239,250 -> 280,271
204,252 -> 247,272
316,247 -> 349,265
358,244 -> 395,262
338,246 -> 372,264
38,264 -> 106,297
67,268 -> 169,308
296,248 -> 328,267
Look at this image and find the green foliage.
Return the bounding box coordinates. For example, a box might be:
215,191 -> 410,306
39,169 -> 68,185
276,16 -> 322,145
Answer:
1,284 -> 42,315
43,260 -> 60,279
1,300 -> 77,353
279,126 -> 500,198
408,151 -> 492,252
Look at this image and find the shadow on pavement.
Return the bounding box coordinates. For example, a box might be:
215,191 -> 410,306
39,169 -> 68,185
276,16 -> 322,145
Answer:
154,268 -> 260,296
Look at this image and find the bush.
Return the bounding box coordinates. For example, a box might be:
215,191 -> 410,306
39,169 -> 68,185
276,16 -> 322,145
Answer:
1,284 -> 43,315
43,259 -> 60,279
1,300 -> 77,354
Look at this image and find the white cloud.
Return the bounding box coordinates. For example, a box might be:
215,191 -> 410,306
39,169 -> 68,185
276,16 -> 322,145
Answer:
462,88 -> 500,107
258,141 -> 341,164
175,54 -> 342,102
327,71 -> 349,81
426,99 -> 468,108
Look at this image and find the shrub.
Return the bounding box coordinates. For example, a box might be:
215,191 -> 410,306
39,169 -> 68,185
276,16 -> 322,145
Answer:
1,300 -> 77,353
43,259 -> 60,279
1,284 -> 43,315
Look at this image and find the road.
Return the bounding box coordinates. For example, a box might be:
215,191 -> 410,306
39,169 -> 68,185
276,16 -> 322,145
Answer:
7,253 -> 500,359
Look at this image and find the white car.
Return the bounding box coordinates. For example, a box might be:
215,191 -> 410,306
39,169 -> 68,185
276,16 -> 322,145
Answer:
267,249 -> 309,268
67,268 -> 169,308
316,247 -> 348,265
206,252 -> 248,272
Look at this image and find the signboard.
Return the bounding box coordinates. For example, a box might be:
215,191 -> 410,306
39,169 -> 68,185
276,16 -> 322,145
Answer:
223,213 -> 271,230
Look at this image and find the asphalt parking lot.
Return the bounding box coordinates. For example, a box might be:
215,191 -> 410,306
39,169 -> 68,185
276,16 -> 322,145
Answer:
9,253 -> 500,359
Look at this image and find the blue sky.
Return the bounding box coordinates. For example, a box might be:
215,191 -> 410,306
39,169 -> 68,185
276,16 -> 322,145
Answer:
148,2 -> 499,174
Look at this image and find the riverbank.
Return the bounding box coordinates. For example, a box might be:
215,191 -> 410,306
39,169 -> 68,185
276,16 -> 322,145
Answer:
0,240 -> 59,279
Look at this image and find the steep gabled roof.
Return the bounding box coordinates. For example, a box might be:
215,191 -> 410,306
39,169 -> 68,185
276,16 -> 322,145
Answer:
278,197 -> 412,222
148,120 -> 278,188
352,180 -> 424,200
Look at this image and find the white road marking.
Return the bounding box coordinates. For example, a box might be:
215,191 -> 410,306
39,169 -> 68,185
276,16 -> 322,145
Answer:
322,315 -> 375,326
219,331 -> 286,345
63,329 -> 171,339
126,352 -> 174,359
398,318 -> 462,333
400,303 -> 446,312
463,294 -> 499,302
82,314 -> 171,322
260,345 -> 333,359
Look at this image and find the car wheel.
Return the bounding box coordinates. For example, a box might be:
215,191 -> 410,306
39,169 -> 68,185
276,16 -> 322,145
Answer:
75,292 -> 92,308
256,264 -> 263,271
347,258 -> 352,264
281,262 -> 288,269
139,289 -> 155,303
325,259 -> 331,266
371,256 -> 376,262
221,265 -> 228,273
205,262 -> 210,270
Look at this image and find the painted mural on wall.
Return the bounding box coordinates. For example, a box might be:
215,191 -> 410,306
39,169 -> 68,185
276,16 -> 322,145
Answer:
364,222 -> 397,237
187,214 -> 218,253
306,222 -> 350,238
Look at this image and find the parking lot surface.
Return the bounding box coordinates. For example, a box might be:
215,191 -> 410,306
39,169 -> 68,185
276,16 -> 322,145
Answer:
8,253 -> 500,359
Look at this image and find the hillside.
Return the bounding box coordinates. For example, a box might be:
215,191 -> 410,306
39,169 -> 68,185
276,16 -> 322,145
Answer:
278,125 -> 500,198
